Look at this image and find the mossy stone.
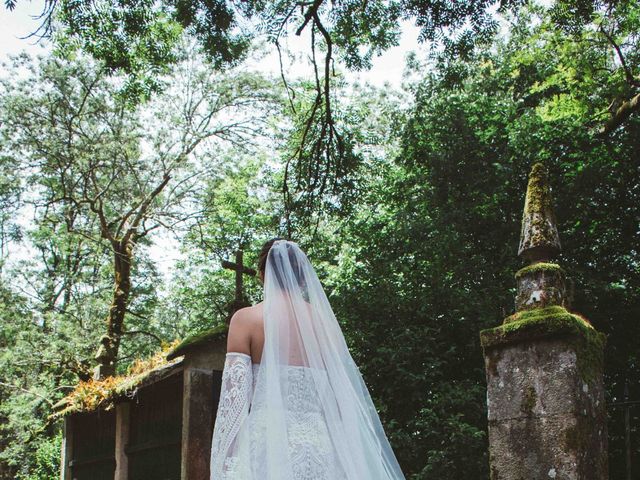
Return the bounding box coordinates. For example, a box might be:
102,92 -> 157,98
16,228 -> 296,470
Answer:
166,324 -> 228,361
514,262 -> 566,280
480,306 -> 606,384
518,162 -> 561,259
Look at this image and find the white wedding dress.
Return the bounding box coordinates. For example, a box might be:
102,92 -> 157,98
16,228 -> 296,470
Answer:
210,352 -> 348,479
209,240 -> 405,480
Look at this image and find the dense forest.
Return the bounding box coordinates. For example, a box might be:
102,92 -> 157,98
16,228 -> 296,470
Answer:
0,0 -> 638,478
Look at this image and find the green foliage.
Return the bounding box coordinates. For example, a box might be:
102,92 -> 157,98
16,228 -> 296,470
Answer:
18,0 -> 531,73
0,284 -> 73,479
278,79 -> 409,235
16,431 -> 62,480
52,0 -> 249,101
160,153 -> 283,336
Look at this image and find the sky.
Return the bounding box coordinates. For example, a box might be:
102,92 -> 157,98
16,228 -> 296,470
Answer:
0,1 -> 428,284
0,1 -> 51,59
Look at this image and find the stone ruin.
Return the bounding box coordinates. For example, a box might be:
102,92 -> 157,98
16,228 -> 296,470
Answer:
480,162 -> 608,479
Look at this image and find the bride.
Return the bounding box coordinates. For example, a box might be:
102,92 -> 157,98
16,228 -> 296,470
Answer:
210,238 -> 405,479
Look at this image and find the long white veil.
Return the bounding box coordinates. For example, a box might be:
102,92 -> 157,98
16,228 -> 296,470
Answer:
246,239 -> 405,479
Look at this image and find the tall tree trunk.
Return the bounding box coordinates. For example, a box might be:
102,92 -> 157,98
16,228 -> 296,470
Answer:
94,239 -> 133,379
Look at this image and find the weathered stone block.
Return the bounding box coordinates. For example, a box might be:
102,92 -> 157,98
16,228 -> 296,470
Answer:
514,263 -> 569,312
180,340 -> 225,480
114,402 -> 130,480
481,322 -> 607,480
181,368 -> 216,480
60,416 -> 73,480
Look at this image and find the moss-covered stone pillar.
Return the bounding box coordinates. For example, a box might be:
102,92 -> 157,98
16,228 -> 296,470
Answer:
480,162 -> 608,480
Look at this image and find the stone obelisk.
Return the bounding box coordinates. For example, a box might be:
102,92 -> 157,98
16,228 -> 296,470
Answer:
480,162 -> 608,479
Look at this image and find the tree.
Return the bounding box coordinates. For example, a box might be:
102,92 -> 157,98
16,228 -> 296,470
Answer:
4,0 -> 525,215
519,0 -> 640,135
157,154 -> 283,336
0,155 -> 21,270
7,0 -> 639,143
0,48 -> 279,377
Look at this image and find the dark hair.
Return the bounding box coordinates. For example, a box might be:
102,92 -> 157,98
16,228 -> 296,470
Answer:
257,238 -> 307,292
257,237 -> 285,275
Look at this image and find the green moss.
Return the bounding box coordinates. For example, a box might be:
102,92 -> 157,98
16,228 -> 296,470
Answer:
515,262 -> 565,280
49,340 -> 182,419
480,306 -> 606,384
165,323 -> 228,360
502,305 -> 569,325
524,163 -> 551,221
520,162 -> 560,250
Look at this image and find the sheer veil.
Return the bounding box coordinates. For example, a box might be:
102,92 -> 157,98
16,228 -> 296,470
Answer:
251,239 -> 405,479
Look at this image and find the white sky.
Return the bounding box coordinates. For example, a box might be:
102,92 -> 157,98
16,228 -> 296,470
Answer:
0,1 -> 51,58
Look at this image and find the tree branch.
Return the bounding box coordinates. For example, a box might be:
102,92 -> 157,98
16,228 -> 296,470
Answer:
0,381 -> 54,406
295,0 -> 324,36
122,174 -> 171,245
121,328 -> 163,345
599,92 -> 640,136
599,25 -> 640,88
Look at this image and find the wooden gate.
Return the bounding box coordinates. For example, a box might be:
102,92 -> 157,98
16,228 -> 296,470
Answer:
68,410 -> 116,480
126,371 -> 183,480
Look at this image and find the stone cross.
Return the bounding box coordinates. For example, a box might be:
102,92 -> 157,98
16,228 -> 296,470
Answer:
480,162 -> 608,479
221,250 -> 256,319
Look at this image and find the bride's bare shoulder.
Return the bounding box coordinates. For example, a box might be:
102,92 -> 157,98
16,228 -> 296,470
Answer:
235,302 -> 263,320
226,303 -> 263,354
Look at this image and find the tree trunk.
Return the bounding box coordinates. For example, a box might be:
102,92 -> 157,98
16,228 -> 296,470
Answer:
94,239 -> 133,379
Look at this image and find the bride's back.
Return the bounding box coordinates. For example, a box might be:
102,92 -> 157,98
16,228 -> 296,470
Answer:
228,301 -> 316,367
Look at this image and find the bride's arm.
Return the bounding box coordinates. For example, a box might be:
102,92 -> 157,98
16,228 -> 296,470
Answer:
210,351 -> 253,478
210,310 -> 254,478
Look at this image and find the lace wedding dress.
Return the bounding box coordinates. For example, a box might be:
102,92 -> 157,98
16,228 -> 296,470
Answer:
210,352 -> 348,479
209,240 -> 405,480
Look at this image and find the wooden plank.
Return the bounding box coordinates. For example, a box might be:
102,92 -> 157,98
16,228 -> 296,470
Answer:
69,454 -> 116,467
70,410 -> 116,480
115,402 -> 130,480
60,416 -> 73,480
128,373 -> 182,480
125,440 -> 181,454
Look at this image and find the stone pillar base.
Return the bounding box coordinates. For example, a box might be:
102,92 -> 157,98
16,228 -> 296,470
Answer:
480,307 -> 607,480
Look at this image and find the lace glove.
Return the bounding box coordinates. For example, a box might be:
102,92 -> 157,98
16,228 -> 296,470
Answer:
210,352 -> 253,479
